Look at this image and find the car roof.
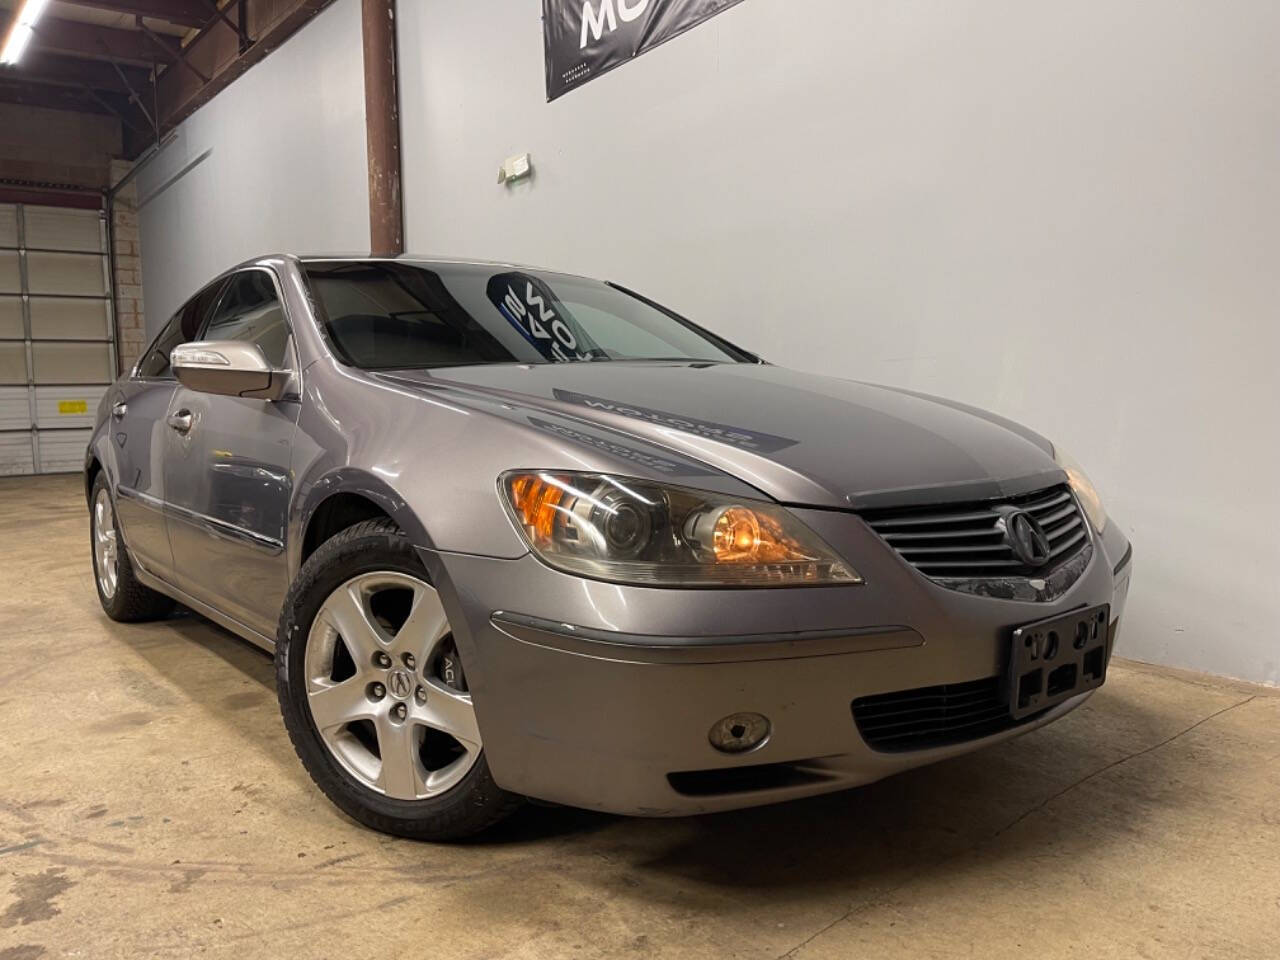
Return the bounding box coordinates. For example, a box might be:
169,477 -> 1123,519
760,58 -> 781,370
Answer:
291,254 -> 591,279
219,254 -> 609,288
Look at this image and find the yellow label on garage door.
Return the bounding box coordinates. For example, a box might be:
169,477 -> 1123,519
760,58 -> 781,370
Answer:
58,400 -> 88,415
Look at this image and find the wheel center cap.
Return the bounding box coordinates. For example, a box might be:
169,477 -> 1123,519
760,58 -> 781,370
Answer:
386,668 -> 414,701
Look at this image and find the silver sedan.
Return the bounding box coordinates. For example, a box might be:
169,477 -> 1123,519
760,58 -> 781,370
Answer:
86,255 -> 1133,839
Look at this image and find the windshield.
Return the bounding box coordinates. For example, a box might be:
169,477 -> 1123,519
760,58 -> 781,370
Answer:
301,260 -> 749,370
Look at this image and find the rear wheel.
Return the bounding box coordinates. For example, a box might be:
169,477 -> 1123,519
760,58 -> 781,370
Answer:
275,519 -> 521,839
89,473 -> 175,622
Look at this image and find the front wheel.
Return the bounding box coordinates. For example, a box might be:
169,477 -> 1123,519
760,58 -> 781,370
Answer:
275,519 -> 521,840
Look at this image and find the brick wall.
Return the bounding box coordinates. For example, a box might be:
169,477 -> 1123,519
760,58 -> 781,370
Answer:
109,159 -> 147,372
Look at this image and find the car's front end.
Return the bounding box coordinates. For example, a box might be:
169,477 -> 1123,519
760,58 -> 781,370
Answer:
414,455 -> 1131,817
290,257 -> 1134,825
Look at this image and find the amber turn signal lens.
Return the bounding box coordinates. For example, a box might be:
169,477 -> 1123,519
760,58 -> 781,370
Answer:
507,473 -> 565,540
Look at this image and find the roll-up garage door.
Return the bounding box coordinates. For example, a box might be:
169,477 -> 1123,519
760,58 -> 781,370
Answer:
0,202 -> 116,475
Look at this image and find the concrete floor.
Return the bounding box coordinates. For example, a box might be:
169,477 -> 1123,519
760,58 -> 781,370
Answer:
0,475 -> 1277,960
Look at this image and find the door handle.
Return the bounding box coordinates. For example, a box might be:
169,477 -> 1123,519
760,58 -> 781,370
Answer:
167,410 -> 193,434
111,401 -> 128,420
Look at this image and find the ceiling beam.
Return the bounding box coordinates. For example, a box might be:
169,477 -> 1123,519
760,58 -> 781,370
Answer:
198,0 -> 241,41
8,50 -> 152,95
155,0 -> 334,132
29,15 -> 178,66
100,46 -> 158,134
0,76 -> 123,117
138,17 -> 206,82
54,0 -> 210,29
79,82 -> 149,135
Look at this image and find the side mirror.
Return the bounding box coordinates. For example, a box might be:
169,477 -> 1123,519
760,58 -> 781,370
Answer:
171,340 -> 289,401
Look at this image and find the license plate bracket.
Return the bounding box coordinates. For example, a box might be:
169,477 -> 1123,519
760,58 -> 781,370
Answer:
1008,603 -> 1110,720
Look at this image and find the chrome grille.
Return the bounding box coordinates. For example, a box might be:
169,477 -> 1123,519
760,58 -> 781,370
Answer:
861,484 -> 1088,579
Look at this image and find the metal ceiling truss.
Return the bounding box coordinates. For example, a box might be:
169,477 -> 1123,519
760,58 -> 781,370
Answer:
0,0 -> 337,156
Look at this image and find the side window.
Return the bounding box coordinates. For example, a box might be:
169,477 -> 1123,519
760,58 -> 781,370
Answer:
203,271 -> 290,368
136,314 -> 183,378
134,279 -> 226,379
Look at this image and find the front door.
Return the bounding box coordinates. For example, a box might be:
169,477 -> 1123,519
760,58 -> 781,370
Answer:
163,269 -> 300,639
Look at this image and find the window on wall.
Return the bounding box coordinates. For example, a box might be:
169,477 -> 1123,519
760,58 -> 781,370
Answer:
202,270 -> 290,368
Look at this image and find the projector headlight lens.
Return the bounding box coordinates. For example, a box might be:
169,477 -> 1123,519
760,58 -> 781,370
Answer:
501,471 -> 861,587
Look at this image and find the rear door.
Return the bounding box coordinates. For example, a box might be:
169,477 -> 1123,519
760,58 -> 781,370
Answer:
110,315 -> 182,575
110,278 -> 224,575
164,268 -> 301,638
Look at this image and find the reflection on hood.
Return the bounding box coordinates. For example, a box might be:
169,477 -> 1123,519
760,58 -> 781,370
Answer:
551,389 -> 798,454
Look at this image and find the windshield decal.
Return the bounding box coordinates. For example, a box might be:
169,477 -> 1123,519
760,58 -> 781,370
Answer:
486,272 -> 598,362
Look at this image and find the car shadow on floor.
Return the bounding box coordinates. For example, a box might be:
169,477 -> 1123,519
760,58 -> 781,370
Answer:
141,607 -> 276,688
112,607 -> 1172,896
107,609 -> 303,777
465,685 -> 1174,899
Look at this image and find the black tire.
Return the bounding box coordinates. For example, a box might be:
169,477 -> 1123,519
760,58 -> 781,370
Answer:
89,472 -> 175,622
275,518 -> 522,840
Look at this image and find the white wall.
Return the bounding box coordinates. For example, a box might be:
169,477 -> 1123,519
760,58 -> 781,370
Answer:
138,0 -> 368,329
399,1 -> 1280,685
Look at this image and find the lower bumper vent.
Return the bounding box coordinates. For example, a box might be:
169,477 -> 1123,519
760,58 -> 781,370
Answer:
667,762 -> 832,797
852,676 -> 1035,752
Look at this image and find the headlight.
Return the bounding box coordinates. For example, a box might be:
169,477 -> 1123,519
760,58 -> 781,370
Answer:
500,471 -> 861,587
1054,447 -> 1107,532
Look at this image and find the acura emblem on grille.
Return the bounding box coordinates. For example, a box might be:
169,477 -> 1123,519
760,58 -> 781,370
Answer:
1005,510 -> 1052,567
862,484 -> 1088,596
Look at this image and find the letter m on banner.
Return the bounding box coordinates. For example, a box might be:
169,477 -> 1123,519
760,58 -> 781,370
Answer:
542,0 -> 748,101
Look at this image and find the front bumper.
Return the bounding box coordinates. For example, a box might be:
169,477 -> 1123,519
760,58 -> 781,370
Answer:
420,507 -> 1133,816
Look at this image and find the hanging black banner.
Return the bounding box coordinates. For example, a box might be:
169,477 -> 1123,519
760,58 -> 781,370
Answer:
543,0 -> 747,101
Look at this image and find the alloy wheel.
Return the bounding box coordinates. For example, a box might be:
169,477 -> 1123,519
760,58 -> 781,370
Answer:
93,488 -> 119,599
303,571 -> 481,800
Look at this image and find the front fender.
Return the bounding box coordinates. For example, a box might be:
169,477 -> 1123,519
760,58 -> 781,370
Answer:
289,358 -> 763,570
287,466 -> 444,578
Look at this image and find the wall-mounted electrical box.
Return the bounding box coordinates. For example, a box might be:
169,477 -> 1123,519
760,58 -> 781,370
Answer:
498,153 -> 532,185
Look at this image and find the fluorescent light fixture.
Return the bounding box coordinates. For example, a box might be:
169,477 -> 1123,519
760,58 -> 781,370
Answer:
0,0 -> 53,66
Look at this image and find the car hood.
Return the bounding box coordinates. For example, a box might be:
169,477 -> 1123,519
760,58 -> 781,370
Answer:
378,362 -> 1064,509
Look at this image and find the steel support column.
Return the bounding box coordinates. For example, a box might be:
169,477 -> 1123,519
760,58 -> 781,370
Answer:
361,0 -> 403,257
